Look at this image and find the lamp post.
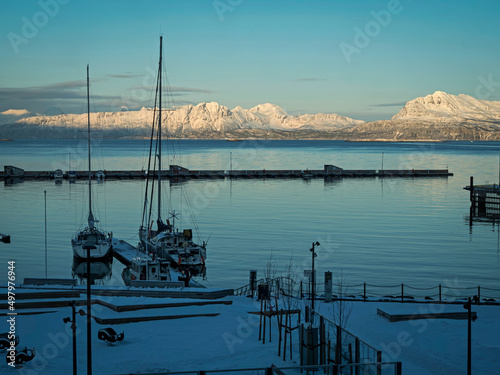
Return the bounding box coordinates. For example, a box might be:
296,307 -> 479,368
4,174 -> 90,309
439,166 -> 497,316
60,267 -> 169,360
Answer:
310,241 -> 320,312
63,301 -> 85,375
83,245 -> 96,375
463,295 -> 479,375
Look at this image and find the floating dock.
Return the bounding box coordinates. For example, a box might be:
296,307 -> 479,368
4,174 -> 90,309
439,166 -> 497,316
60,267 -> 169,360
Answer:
111,237 -> 141,267
2,164 -> 453,181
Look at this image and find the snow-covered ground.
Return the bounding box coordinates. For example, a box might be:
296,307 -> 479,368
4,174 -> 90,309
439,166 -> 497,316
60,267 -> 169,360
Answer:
2,291 -> 499,374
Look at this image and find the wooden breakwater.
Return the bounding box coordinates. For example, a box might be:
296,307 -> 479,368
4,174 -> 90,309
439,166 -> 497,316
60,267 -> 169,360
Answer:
2,164 -> 453,181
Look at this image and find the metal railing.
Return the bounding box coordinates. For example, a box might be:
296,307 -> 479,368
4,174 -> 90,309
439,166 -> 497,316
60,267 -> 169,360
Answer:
123,362 -> 402,375
310,310 -> 384,375
235,277 -> 500,303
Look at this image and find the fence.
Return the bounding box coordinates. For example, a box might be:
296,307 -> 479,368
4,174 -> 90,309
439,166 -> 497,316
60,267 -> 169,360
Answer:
235,277 -> 500,303
123,363 -> 402,375
232,278 -> 405,375
310,309 -> 387,375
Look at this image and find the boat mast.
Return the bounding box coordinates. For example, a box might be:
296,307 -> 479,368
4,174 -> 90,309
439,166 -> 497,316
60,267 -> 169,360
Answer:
87,64 -> 94,229
157,36 -> 163,226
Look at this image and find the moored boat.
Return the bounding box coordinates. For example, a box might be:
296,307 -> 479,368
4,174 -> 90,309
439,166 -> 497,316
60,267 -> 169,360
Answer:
138,36 -> 207,271
71,65 -> 112,260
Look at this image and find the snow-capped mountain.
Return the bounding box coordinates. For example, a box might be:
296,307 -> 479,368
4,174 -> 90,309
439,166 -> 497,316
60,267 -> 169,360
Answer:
0,102 -> 363,139
344,91 -> 500,141
392,91 -> 500,122
3,92 -> 500,140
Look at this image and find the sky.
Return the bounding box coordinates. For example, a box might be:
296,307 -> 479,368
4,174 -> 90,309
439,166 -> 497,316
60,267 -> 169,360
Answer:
1,0 -> 500,121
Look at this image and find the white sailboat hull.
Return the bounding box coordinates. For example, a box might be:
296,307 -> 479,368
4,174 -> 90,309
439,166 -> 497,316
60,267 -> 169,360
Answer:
72,230 -> 112,260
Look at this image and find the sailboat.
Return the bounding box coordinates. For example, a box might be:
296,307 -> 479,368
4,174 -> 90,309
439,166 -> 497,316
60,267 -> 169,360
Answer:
71,65 -> 113,260
138,36 -> 207,271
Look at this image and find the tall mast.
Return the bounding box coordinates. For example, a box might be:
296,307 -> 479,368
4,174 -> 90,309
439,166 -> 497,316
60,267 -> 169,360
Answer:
157,36 -> 163,224
87,64 -> 94,229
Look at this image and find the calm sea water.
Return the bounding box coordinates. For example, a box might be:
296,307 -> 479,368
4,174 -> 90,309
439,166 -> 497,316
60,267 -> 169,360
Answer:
1,140 -> 500,298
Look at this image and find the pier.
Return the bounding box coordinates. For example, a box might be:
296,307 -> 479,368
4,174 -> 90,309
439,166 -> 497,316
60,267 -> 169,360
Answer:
2,164 -> 453,181
464,176 -> 500,222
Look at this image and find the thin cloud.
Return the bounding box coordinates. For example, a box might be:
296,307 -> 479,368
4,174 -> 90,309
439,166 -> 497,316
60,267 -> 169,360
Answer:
293,78 -> 327,82
371,101 -> 407,107
125,85 -> 214,95
44,80 -> 86,89
0,86 -> 119,101
106,73 -> 143,79
170,86 -> 214,93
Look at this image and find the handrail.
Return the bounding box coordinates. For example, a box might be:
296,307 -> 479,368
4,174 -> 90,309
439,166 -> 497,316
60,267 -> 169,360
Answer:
234,277 -> 500,303
121,362 -> 402,375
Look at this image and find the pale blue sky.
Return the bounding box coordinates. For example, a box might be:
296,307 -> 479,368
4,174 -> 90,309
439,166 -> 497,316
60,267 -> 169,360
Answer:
1,0 -> 499,121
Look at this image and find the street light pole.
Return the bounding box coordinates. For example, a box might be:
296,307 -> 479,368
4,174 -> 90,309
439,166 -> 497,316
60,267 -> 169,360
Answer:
63,301 -> 84,375
463,295 -> 478,375
71,301 -> 77,375
310,242 -> 320,312
83,245 -> 96,375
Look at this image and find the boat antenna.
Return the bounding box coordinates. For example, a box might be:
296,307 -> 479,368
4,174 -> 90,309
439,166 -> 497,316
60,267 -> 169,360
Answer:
87,64 -> 94,229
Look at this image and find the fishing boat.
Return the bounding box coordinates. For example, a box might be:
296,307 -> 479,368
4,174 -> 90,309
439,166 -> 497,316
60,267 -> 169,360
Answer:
71,65 -> 113,260
138,36 -> 207,270
121,254 -> 192,287
127,255 -> 172,283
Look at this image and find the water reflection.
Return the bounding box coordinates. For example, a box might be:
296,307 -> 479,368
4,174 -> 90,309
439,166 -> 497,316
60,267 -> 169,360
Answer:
72,257 -> 113,285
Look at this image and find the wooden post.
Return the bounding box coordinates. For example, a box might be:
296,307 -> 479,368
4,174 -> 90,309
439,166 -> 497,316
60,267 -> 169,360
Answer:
327,339 -> 331,364
300,325 -> 304,371
376,351 -> 382,375
363,283 -> 366,301
478,286 -> 481,304
289,312 -> 293,360
439,284 -> 442,302
336,325 -> 341,364
470,176 -> 475,226
396,362 -> 402,375
355,338 -> 360,375
259,298 -> 263,341
309,321 -> 315,372
269,301 -> 272,343
319,316 -> 325,365
278,310 -> 282,357
322,321 -> 326,370
348,343 -> 353,375
263,300 -> 267,344
401,283 -> 404,302
283,312 -> 288,361
470,176 -> 474,202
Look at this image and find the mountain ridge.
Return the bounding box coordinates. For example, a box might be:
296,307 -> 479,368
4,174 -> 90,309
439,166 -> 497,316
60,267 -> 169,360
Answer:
342,91 -> 500,141
2,91 -> 500,140
0,102 -> 363,139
